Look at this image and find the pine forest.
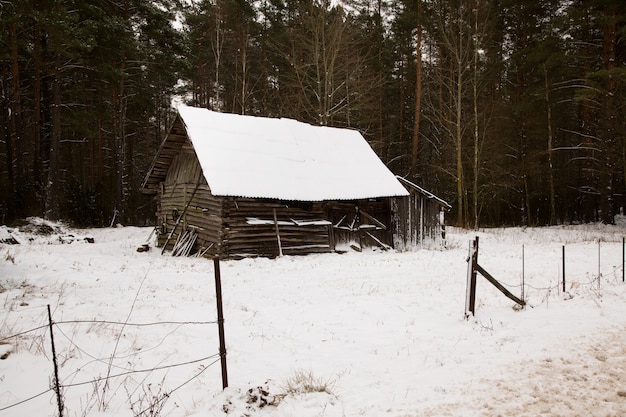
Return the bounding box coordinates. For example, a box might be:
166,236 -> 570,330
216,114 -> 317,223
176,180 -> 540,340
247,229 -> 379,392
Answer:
1,0 -> 625,229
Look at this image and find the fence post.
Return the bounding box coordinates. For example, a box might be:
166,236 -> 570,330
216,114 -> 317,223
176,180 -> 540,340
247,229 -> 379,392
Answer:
213,258 -> 229,389
521,244 -> 525,305
598,240 -> 601,289
465,237 -> 478,318
47,305 -> 64,417
562,245 -> 565,293
623,237 -> 625,283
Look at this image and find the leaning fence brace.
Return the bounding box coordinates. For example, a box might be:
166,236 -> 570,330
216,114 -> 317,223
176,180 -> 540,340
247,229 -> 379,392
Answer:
465,236 -> 526,318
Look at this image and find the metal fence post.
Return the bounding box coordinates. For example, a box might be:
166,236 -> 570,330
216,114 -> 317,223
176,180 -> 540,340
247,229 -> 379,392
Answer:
47,305 -> 64,417
562,245 -> 566,293
213,258 -> 228,389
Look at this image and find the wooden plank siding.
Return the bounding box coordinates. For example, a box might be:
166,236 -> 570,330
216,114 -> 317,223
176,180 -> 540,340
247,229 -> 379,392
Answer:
142,117 -> 189,193
155,181 -> 415,258
157,192 -> 334,258
221,198 -> 332,258
155,142 -> 223,255
392,191 -> 446,250
157,184 -> 224,256
327,200 -> 394,250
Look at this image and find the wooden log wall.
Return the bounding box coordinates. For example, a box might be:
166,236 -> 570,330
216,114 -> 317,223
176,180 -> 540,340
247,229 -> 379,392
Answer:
222,198 -> 332,258
156,144 -> 225,256
327,200 -> 394,249
157,183 -> 224,256
158,188 -> 334,258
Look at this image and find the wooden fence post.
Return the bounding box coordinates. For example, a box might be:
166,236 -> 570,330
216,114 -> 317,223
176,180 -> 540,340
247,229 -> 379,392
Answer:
562,245 -> 565,293
521,244 -> 525,305
465,237 -> 478,318
213,258 -> 228,389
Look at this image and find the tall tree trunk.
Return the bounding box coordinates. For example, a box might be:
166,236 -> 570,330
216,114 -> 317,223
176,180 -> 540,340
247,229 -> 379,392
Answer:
377,0 -> 385,159
239,23 -> 249,115
410,0 -> 423,179
46,51 -> 62,220
113,0 -> 129,224
113,63 -> 127,225
33,20 -> 43,192
97,97 -> 103,186
472,6 -> 480,230
1,65 -> 15,221
213,2 -> 224,111
9,22 -> 24,205
455,15 -> 464,227
580,3 -> 595,222
600,5 -> 617,223
544,65 -> 556,225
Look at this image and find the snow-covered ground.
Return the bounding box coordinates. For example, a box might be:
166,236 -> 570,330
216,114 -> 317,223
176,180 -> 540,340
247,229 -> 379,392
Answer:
2,218 -> 626,416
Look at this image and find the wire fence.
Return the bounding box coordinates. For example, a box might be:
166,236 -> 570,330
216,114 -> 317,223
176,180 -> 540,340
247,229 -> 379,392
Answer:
1,258 -> 228,417
517,241 -> 622,292
4,241 -> 625,413
465,236 -> 626,316
0,308 -> 222,416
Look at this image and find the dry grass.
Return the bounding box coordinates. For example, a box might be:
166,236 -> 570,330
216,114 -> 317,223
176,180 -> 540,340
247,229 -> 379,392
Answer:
282,370 -> 335,396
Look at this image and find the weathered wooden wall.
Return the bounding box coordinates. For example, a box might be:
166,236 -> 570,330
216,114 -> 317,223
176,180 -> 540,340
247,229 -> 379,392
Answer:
142,117 -> 189,192
157,175 -> 407,257
157,183 -> 224,256
393,192 -> 445,250
221,198 -> 332,258
157,143 -> 224,256
327,200 -> 394,250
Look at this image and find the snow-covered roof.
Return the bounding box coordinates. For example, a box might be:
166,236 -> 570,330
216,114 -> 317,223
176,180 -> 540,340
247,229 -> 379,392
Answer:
175,105 -> 409,201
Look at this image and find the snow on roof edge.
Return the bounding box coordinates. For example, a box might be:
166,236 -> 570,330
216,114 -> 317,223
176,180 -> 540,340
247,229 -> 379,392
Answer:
396,176 -> 451,209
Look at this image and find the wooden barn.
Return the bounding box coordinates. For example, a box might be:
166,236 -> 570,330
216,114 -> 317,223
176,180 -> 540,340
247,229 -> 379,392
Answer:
142,106 -> 448,258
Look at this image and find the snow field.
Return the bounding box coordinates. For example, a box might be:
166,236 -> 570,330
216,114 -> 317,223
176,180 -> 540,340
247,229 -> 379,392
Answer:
1,220 -> 626,416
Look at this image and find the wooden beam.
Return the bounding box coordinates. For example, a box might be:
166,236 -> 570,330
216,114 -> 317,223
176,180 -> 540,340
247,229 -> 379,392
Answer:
475,263 -> 525,307
360,209 -> 387,230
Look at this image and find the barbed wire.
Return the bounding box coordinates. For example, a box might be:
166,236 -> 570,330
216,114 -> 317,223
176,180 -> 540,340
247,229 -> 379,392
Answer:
0,316 -> 222,413
481,263 -> 624,292
134,356 -> 222,416
0,352 -> 221,412
59,353 -> 221,389
0,388 -> 53,412
0,318 -> 217,344
55,319 -> 217,327
0,324 -> 48,343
